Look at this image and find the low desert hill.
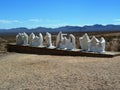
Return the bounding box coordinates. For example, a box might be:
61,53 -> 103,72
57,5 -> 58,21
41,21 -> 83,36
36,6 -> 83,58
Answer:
0,24 -> 120,36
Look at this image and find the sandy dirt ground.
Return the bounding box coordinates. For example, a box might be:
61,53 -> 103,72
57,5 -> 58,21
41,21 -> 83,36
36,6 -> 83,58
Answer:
0,53 -> 120,90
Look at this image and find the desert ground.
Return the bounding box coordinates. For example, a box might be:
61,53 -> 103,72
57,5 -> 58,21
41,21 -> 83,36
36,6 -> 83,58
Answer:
0,53 -> 120,90
0,32 -> 120,90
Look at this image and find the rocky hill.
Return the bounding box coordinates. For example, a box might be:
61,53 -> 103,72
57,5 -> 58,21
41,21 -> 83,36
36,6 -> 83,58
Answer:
0,24 -> 120,35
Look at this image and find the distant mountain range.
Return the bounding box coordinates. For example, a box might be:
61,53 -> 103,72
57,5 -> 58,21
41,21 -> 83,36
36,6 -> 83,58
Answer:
0,24 -> 120,35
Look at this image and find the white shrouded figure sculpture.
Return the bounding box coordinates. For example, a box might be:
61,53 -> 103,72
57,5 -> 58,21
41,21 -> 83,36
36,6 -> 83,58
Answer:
29,33 -> 35,46
44,32 -> 53,48
16,33 -> 23,45
56,32 -> 76,50
59,37 -> 68,49
99,37 -> 105,52
29,33 -> 43,47
69,34 -> 76,49
79,33 -> 90,51
89,37 -> 105,53
31,36 -> 40,47
89,36 -> 100,52
79,33 -> 106,53
39,33 -> 43,47
22,32 -> 28,46
56,32 -> 64,48
16,32 -> 28,46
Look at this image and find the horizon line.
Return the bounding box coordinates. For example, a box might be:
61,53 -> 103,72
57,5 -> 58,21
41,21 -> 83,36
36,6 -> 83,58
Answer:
0,24 -> 120,30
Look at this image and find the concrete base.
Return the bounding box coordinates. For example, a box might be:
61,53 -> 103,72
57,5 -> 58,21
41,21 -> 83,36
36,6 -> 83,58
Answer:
7,43 -> 120,58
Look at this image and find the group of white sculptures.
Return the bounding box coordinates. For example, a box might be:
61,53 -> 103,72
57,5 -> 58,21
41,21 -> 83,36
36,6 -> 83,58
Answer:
16,32 -> 105,53
79,33 -> 105,53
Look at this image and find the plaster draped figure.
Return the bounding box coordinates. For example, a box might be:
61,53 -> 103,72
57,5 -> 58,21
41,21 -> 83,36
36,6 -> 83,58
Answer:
22,32 -> 28,46
79,33 -> 90,51
79,34 -> 106,53
16,32 -> 28,46
16,33 -> 23,45
31,36 -> 41,47
69,34 -> 76,49
56,32 -> 64,48
89,36 -> 106,53
62,37 -> 75,50
39,33 -> 43,47
44,32 -> 53,48
56,32 -> 68,49
89,36 -> 100,52
92,37 -> 105,53
28,33 -> 43,47
56,32 -> 76,50
99,37 -> 105,52
59,36 -> 68,49
29,33 -> 35,46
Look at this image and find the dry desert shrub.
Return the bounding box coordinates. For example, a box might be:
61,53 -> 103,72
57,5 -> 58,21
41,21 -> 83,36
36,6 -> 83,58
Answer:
106,38 -> 120,51
0,37 -> 7,53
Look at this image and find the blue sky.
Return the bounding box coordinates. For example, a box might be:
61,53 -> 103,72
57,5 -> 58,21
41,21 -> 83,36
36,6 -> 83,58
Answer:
0,0 -> 120,29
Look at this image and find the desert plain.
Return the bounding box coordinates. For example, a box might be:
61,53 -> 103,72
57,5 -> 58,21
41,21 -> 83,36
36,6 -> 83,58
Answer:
0,53 -> 120,90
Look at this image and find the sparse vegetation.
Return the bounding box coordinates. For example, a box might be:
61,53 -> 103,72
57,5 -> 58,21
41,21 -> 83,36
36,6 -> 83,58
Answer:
0,32 -> 120,53
0,32 -> 120,90
0,37 -> 7,53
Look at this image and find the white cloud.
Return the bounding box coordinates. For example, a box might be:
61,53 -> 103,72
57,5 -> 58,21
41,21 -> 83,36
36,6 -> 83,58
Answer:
112,18 -> 120,25
28,19 -> 61,23
43,23 -> 70,28
0,20 -> 20,24
113,22 -> 120,25
45,19 -> 60,22
114,19 -> 120,21
28,19 -> 42,22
